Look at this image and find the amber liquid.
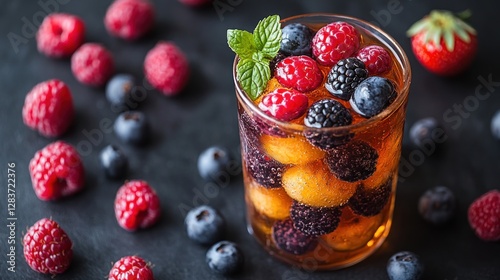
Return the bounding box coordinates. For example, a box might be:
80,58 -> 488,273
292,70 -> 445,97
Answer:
237,20 -> 408,270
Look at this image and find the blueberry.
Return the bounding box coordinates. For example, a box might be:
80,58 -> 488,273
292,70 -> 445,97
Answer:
206,241 -> 244,275
491,110 -> 500,140
106,74 -> 140,112
409,117 -> 444,148
418,186 -> 455,225
387,251 -> 424,280
113,110 -> 149,145
280,23 -> 314,56
185,205 -> 226,245
99,144 -> 128,179
350,76 -> 396,118
197,146 -> 235,182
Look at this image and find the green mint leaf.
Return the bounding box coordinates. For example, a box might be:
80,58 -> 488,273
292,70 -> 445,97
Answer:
227,29 -> 256,59
253,15 -> 282,59
237,58 -> 270,100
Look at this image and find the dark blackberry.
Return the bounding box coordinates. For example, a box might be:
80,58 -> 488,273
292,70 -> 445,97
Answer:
290,201 -> 341,236
326,140 -> 378,182
280,23 -> 314,56
304,99 -> 353,150
245,144 -> 284,188
272,219 -> 317,255
325,58 -> 368,100
238,112 -> 260,145
349,178 -> 392,216
270,52 -> 288,74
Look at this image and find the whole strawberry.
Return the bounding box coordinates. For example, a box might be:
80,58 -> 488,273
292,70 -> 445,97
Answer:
407,10 -> 477,76
22,79 -> 74,137
144,41 -> 190,96
108,256 -> 154,280
468,190 -> 500,241
114,180 -> 161,231
23,218 -> 73,274
29,141 -> 85,201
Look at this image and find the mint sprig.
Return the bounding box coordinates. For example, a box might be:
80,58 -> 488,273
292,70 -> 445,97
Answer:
227,15 -> 281,100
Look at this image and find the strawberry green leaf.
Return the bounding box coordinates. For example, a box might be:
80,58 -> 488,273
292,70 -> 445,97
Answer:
253,15 -> 282,59
227,29 -> 256,59
237,58 -> 270,100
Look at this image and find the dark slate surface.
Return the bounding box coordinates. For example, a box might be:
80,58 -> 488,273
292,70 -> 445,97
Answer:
1,0 -> 499,279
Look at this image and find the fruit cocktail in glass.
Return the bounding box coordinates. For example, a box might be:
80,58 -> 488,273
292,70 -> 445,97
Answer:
228,13 -> 411,270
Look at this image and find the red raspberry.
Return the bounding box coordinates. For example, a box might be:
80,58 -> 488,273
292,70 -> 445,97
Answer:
23,218 -> 73,274
36,13 -> 85,58
468,190 -> 500,241
258,88 -> 308,121
178,0 -> 211,7
312,21 -> 360,66
356,45 -> 392,75
71,43 -> 114,87
114,180 -> 161,231
22,79 -> 74,137
104,0 -> 155,41
29,141 -> 85,201
108,256 -> 154,280
144,41 -> 190,96
275,55 -> 323,92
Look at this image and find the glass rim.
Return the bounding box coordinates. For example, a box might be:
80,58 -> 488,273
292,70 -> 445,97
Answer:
233,13 -> 411,134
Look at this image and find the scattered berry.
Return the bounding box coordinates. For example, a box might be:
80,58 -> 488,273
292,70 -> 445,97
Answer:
290,201 -> 341,236
198,146 -> 234,182
325,57 -> 368,100
490,110 -> 500,140
114,110 -> 149,145
272,219 -> 317,255
468,190 -> 500,241
387,251 -> 424,280
409,117 -> 444,148
23,218 -> 73,274
29,141 -> 85,201
104,0 -> 155,41
106,74 -> 141,112
22,79 -> 74,137
71,43 -> 114,87
144,41 -> 189,96
244,144 -> 284,188
407,10 -> 477,76
36,13 -> 85,58
275,55 -> 323,92
108,255 -> 154,280
258,88 -> 308,121
304,99 -> 353,149
326,140 -> 378,182
418,186 -> 456,225
179,0 -> 211,7
206,241 -> 244,275
350,76 -> 396,118
312,21 -> 360,66
282,161 -> 357,208
100,144 -> 128,179
349,179 -> 391,216
356,45 -> 392,75
114,180 -> 161,231
280,23 -> 314,56
185,205 -> 226,245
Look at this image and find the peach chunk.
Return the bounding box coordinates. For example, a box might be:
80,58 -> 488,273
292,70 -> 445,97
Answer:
247,181 -> 293,220
260,134 -> 325,165
322,207 -> 384,251
282,160 -> 357,207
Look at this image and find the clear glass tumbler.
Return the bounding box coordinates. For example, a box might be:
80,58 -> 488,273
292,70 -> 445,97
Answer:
234,14 -> 411,270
